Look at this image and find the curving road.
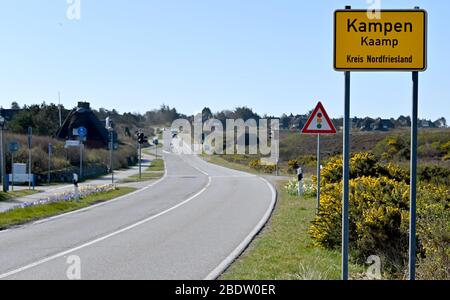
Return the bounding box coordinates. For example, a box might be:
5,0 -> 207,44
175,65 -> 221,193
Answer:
0,145 -> 276,280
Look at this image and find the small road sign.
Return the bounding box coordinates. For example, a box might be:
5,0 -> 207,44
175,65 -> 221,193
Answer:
334,9 -> 427,71
77,127 -> 87,138
65,140 -> 81,148
9,141 -> 19,153
301,102 -> 337,134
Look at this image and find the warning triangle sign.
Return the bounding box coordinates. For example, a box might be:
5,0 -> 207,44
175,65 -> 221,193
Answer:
301,102 -> 337,134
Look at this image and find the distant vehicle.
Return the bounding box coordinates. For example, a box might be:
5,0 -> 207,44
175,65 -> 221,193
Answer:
171,128 -> 178,138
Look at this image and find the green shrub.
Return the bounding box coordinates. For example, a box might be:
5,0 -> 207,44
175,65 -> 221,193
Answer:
374,135 -> 410,161
418,165 -> 450,185
262,164 -> 276,174
288,160 -> 299,173
309,176 -> 410,275
309,151 -> 450,278
249,159 -> 261,170
416,184 -> 450,280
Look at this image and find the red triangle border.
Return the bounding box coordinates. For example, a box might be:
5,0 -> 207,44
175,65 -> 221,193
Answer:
301,101 -> 337,134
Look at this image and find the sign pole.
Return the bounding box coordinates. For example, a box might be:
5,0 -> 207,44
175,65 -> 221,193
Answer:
79,140 -> 83,180
110,131 -> 114,185
316,134 -> 321,214
48,144 -> 52,185
342,70 -> 351,281
11,151 -> 14,192
409,71 -> 419,280
28,127 -> 32,190
0,127 -> 5,192
139,142 -> 142,180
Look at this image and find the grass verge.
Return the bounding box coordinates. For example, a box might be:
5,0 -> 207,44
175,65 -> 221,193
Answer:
201,155 -> 260,174
120,159 -> 165,182
146,159 -> 165,172
122,172 -> 164,183
221,181 -> 364,280
0,189 -> 41,202
0,187 -> 136,230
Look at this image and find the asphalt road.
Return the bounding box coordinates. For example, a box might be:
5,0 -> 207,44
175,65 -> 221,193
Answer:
0,147 -> 276,280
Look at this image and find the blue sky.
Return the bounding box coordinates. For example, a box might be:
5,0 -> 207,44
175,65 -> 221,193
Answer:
0,0 -> 448,121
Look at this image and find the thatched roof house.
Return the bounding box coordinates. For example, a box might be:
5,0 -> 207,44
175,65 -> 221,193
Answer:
55,102 -> 109,148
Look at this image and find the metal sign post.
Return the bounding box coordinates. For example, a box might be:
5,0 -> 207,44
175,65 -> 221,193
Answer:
110,131 -> 114,185
79,140 -> 83,179
9,141 -> 19,192
11,151 -> 14,192
409,71 -> 419,280
48,144 -> 53,185
28,126 -> 33,190
342,70 -> 351,281
139,142 -> 142,180
0,118 -> 6,193
77,127 -> 87,180
316,134 -> 321,213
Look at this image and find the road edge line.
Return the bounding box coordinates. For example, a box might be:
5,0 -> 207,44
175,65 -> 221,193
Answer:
204,176 -> 277,280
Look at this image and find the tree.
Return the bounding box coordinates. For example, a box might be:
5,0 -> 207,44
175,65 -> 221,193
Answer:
11,101 -> 20,109
201,107 -> 213,122
280,114 -> 290,129
233,107 -> 260,121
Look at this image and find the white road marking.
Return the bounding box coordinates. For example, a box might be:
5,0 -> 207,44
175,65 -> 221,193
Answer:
204,177 -> 277,280
0,175 -> 213,279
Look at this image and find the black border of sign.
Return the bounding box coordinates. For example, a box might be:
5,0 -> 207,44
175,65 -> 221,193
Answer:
334,9 -> 428,72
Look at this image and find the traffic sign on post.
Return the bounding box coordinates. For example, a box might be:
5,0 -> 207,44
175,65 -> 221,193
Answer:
334,6 -> 427,281
9,141 -> 19,153
301,102 -> 337,134
77,127 -> 87,138
302,102 -> 336,216
334,9 -> 427,71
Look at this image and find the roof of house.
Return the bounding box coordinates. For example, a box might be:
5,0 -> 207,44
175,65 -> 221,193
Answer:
55,102 -> 109,148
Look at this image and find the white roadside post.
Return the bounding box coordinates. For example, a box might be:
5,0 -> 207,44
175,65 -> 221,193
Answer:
73,173 -> 80,201
297,167 -> 303,196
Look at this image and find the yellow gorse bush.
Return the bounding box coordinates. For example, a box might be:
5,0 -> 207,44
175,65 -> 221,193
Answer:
309,151 -> 449,278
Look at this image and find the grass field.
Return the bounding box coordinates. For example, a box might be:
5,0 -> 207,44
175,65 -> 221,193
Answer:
0,189 -> 41,202
0,187 -> 135,230
221,182 -> 364,280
